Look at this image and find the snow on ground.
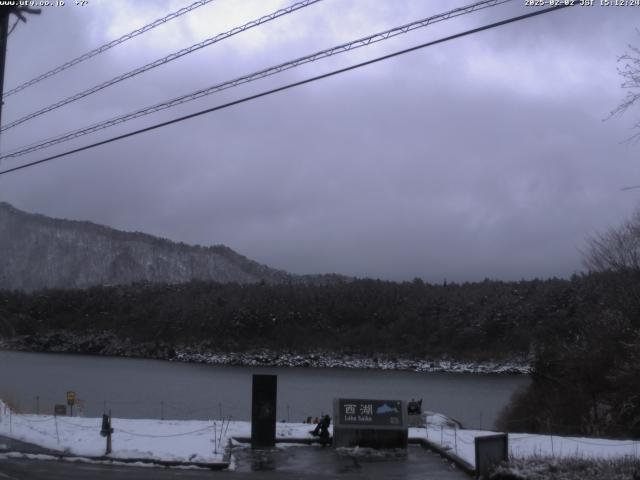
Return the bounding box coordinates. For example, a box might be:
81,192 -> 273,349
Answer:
424,423 -> 640,468
0,400 -> 322,463
2,399 -> 638,469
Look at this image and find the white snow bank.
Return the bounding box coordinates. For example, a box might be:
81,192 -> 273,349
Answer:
0,400 -> 323,463
4,398 -> 635,470
424,423 -> 640,468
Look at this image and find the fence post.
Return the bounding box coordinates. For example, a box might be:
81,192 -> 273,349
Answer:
106,410 -> 112,455
454,426 -> 458,454
425,414 -> 429,441
213,421 -> 217,454
54,413 -> 59,444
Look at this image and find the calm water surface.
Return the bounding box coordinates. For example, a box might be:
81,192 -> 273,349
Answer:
0,350 -> 529,429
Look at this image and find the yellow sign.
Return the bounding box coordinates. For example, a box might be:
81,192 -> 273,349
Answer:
66,391 -> 76,406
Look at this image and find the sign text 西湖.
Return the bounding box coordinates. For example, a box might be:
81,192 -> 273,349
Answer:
338,399 -> 403,426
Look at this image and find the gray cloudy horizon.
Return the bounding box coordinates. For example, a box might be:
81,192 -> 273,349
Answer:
1,0 -> 639,283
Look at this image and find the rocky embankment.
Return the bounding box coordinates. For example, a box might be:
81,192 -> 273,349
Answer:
0,330 -> 530,374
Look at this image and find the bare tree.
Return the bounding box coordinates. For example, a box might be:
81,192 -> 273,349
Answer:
583,210 -> 640,272
609,36 -> 640,140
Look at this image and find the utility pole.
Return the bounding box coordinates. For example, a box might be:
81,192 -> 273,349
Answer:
0,5 -> 41,137
0,7 -> 11,129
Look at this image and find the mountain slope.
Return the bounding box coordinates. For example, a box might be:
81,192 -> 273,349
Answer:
0,202 -> 298,291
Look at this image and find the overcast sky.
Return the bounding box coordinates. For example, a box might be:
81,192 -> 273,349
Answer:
1,0 -> 639,282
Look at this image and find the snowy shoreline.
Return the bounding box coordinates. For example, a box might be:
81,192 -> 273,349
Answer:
1,400 -> 637,472
0,332 -> 530,375
170,349 -> 531,375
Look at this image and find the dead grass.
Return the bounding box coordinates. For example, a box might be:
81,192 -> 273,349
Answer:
490,455 -> 640,480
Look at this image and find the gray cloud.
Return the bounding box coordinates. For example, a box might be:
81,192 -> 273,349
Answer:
1,0 -> 639,282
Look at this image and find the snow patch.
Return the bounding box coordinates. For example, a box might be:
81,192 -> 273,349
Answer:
423,423 -> 640,468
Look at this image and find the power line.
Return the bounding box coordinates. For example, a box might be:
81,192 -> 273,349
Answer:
0,0 -> 512,161
6,17 -> 18,37
0,3 -> 573,178
3,0 -> 217,99
0,0 -> 321,133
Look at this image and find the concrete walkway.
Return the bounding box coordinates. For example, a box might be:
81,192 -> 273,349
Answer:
0,435 -> 63,457
0,444 -> 469,479
231,443 -> 469,478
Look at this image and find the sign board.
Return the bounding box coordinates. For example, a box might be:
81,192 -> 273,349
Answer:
54,404 -> 67,416
475,434 -> 508,478
66,391 -> 76,406
338,399 -> 403,427
333,398 -> 408,449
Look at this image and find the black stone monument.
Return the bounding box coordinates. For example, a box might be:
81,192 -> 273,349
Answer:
251,374 -> 277,448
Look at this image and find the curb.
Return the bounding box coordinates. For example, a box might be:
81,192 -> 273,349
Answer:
82,456 -> 230,470
231,436 -> 332,445
419,438 -> 476,476
0,449 -> 229,470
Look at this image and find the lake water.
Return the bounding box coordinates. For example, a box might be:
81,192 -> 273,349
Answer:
0,350 -> 529,429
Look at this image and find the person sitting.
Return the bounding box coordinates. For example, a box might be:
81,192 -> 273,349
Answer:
408,398 -> 422,415
318,414 -> 331,445
310,414 -> 331,445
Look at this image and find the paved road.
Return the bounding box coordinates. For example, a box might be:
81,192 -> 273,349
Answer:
0,436 -> 63,457
0,445 -> 468,479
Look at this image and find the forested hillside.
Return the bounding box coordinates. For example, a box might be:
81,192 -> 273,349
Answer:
1,266 -> 638,437
0,274 -> 618,360
499,212 -> 640,439
1,203 -> 639,438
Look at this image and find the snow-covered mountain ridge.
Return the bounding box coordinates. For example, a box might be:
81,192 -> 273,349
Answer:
0,202 -> 331,291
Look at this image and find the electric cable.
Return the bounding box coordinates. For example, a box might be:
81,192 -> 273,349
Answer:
7,17 -> 19,37
3,0 -> 217,98
0,4 -> 574,177
0,0 -> 511,160
0,0 -> 321,132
